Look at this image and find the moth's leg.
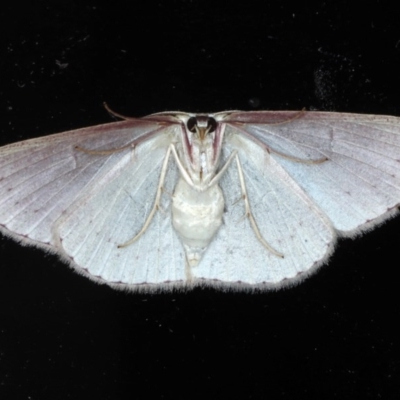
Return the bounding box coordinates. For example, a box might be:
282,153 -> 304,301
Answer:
234,154 -> 284,258
170,146 -> 238,190
170,144 -> 195,187
207,150 -> 237,187
229,125 -> 327,164
118,145 -> 173,248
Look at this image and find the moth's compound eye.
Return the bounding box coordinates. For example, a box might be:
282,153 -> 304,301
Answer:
206,117 -> 217,133
187,117 -> 197,133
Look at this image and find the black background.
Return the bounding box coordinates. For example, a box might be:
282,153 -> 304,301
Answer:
1,1 -> 399,399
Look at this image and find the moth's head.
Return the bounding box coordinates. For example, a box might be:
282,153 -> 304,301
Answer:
186,115 -> 217,142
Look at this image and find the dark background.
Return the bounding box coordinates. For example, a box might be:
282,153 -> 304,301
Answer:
0,1 -> 399,399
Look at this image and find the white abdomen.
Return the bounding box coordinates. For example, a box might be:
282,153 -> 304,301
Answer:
172,178 -> 224,266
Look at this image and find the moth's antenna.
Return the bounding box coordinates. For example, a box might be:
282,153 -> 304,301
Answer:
103,102 -> 136,120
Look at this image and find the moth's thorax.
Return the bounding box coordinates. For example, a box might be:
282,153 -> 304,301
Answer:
179,115 -> 225,186
171,177 -> 224,266
186,135 -> 218,184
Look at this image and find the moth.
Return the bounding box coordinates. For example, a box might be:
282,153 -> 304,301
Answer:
1,109 -> 399,291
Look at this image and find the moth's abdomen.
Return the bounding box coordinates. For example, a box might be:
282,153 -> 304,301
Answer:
172,178 -> 224,266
